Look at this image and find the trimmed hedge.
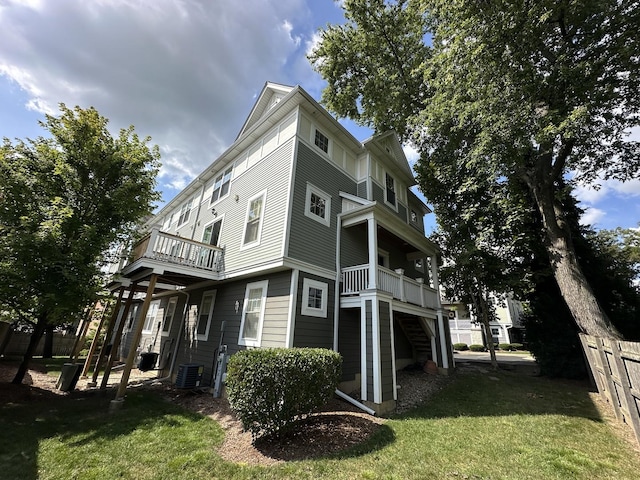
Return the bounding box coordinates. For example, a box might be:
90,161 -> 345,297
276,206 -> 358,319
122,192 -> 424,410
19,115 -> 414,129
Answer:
453,343 -> 469,351
511,343 -> 524,351
226,347 -> 342,440
498,343 -> 513,351
469,344 -> 486,352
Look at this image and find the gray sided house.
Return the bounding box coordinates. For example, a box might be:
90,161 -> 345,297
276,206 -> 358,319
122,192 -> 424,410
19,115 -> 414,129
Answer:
106,82 -> 453,414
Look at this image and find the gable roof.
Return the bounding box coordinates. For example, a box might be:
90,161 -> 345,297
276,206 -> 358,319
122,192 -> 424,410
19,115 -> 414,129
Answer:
236,82 -> 295,139
363,130 -> 416,185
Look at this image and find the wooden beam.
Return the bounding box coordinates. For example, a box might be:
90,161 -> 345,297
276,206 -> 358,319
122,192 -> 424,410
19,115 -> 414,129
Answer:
80,300 -> 111,378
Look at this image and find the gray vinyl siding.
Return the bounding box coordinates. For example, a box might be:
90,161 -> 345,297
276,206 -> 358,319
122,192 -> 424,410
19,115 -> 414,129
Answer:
378,236 -> 425,279
365,300 -> 373,400
191,139 -> 295,275
287,141 -> 358,271
340,222 -> 368,268
357,181 -> 367,199
379,301 -> 393,401
292,274 -> 335,349
338,309 -> 361,381
172,271 -> 292,385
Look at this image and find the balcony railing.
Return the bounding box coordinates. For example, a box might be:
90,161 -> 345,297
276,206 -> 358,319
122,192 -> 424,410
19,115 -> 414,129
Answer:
341,264 -> 439,309
126,228 -> 224,273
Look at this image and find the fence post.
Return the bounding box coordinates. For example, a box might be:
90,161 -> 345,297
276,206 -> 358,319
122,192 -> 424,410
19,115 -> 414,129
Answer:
611,340 -> 640,448
595,337 -> 624,421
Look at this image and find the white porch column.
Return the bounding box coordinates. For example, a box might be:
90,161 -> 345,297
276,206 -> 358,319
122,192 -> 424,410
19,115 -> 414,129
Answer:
367,216 -> 378,290
430,255 -> 451,369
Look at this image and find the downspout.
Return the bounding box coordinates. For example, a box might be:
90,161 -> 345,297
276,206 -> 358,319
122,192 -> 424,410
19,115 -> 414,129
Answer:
335,389 -> 376,416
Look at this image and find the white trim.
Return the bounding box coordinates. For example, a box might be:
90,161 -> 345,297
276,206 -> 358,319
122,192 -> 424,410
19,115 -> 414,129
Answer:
209,166 -> 233,206
282,137 -> 298,258
160,296 -> 179,337
372,298 -> 381,404
238,280 -> 269,347
313,126 -> 331,156
384,171 -> 398,211
142,300 -> 160,334
301,277 -> 328,318
176,197 -> 194,228
201,215 -> 225,247
360,297 -> 368,402
285,270 -> 299,348
304,182 -> 332,227
389,305 -> 397,401
240,189 -> 267,249
195,290 -> 217,341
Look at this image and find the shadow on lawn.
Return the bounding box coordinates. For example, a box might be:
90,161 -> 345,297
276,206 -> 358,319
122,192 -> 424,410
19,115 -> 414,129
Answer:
398,367 -> 603,423
0,387 -> 206,480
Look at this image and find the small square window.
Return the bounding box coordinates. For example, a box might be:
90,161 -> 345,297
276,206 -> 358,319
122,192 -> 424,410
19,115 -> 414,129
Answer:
304,183 -> 331,227
411,210 -> 418,223
314,129 -> 329,153
301,278 -> 328,318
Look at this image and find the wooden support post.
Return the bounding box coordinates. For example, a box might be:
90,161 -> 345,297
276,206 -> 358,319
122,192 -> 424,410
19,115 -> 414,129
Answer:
100,286 -> 137,389
81,300 -> 111,378
114,274 -> 158,402
70,306 -> 95,362
90,288 -> 125,385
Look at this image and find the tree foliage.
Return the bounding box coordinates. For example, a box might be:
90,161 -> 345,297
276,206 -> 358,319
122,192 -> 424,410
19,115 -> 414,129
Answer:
311,0 -> 640,339
0,105 -> 160,383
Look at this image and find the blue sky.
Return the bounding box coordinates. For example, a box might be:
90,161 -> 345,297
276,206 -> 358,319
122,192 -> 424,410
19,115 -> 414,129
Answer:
0,0 -> 637,233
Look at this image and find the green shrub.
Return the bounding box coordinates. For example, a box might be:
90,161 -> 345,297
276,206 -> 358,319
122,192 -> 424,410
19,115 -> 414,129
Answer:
453,343 -> 469,351
469,344 -> 486,352
498,343 -> 513,351
511,343 -> 524,351
226,347 -> 342,441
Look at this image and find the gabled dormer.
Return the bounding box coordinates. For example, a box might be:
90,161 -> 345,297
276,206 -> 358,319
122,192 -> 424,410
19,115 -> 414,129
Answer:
236,82 -> 294,139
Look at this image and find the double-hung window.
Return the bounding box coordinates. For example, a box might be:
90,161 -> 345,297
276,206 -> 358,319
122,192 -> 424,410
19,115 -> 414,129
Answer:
239,280 -> 269,346
304,183 -> 331,226
142,300 -> 160,334
385,172 -> 397,208
242,191 -> 266,247
177,198 -> 193,226
301,278 -> 328,318
314,129 -> 329,153
210,166 -> 233,204
195,290 -> 216,341
161,297 -> 178,336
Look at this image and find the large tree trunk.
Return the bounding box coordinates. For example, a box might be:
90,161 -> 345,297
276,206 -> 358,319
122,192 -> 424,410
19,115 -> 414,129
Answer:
12,312 -> 48,384
529,177 -> 622,340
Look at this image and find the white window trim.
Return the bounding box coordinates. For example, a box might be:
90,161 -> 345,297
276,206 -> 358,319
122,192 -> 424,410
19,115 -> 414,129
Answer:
238,280 -> 269,347
209,166 -> 233,206
195,290 -> 217,341
240,190 -> 267,250
201,215 -> 225,246
142,300 -> 160,335
177,197 -> 193,227
384,171 -> 398,210
301,278 -> 328,318
161,297 -> 179,336
304,183 -> 331,227
313,127 -> 331,156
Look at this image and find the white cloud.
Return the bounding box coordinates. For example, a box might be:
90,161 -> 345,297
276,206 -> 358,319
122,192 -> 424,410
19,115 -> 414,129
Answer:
402,144 -> 420,168
580,207 -> 606,227
0,0 -> 319,202
574,182 -> 609,204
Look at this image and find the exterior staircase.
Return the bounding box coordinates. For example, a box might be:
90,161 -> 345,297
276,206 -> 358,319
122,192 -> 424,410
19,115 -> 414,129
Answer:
397,316 -> 432,363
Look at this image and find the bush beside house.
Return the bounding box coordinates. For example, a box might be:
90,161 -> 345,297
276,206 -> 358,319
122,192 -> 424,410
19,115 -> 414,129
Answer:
226,348 -> 342,441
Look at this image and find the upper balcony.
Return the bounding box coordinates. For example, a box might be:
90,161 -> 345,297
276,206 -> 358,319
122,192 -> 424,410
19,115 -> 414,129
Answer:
341,264 -> 439,311
110,228 -> 224,287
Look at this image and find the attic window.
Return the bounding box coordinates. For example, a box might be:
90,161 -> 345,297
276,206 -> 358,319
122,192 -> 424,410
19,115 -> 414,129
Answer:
411,210 -> 418,223
314,129 -> 329,153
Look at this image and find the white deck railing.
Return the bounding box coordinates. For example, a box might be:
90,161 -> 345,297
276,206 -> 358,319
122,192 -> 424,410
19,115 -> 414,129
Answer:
341,264 -> 439,309
128,228 -> 224,272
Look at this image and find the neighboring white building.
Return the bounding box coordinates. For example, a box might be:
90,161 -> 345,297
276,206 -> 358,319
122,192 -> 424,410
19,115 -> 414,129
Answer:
446,294 -> 525,346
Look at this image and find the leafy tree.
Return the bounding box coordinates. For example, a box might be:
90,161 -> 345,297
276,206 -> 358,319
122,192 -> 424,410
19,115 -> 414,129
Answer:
311,0 -> 640,339
0,105 -> 160,384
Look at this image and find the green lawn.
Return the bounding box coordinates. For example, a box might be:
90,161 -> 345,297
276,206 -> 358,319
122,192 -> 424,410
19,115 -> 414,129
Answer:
1,366 -> 638,480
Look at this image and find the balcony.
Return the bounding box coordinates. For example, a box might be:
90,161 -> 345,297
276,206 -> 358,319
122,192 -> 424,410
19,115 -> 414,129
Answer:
119,228 -> 224,276
341,264 -> 439,310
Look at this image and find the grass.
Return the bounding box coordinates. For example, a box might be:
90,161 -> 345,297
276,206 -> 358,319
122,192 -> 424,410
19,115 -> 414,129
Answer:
1,364 -> 639,480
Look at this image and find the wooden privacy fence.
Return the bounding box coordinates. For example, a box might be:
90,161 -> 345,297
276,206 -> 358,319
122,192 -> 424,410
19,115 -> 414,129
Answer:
1,331 -> 77,357
579,334 -> 640,447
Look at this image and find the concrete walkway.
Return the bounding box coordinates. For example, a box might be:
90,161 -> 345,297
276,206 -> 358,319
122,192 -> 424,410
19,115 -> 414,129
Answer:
453,350 -> 539,375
